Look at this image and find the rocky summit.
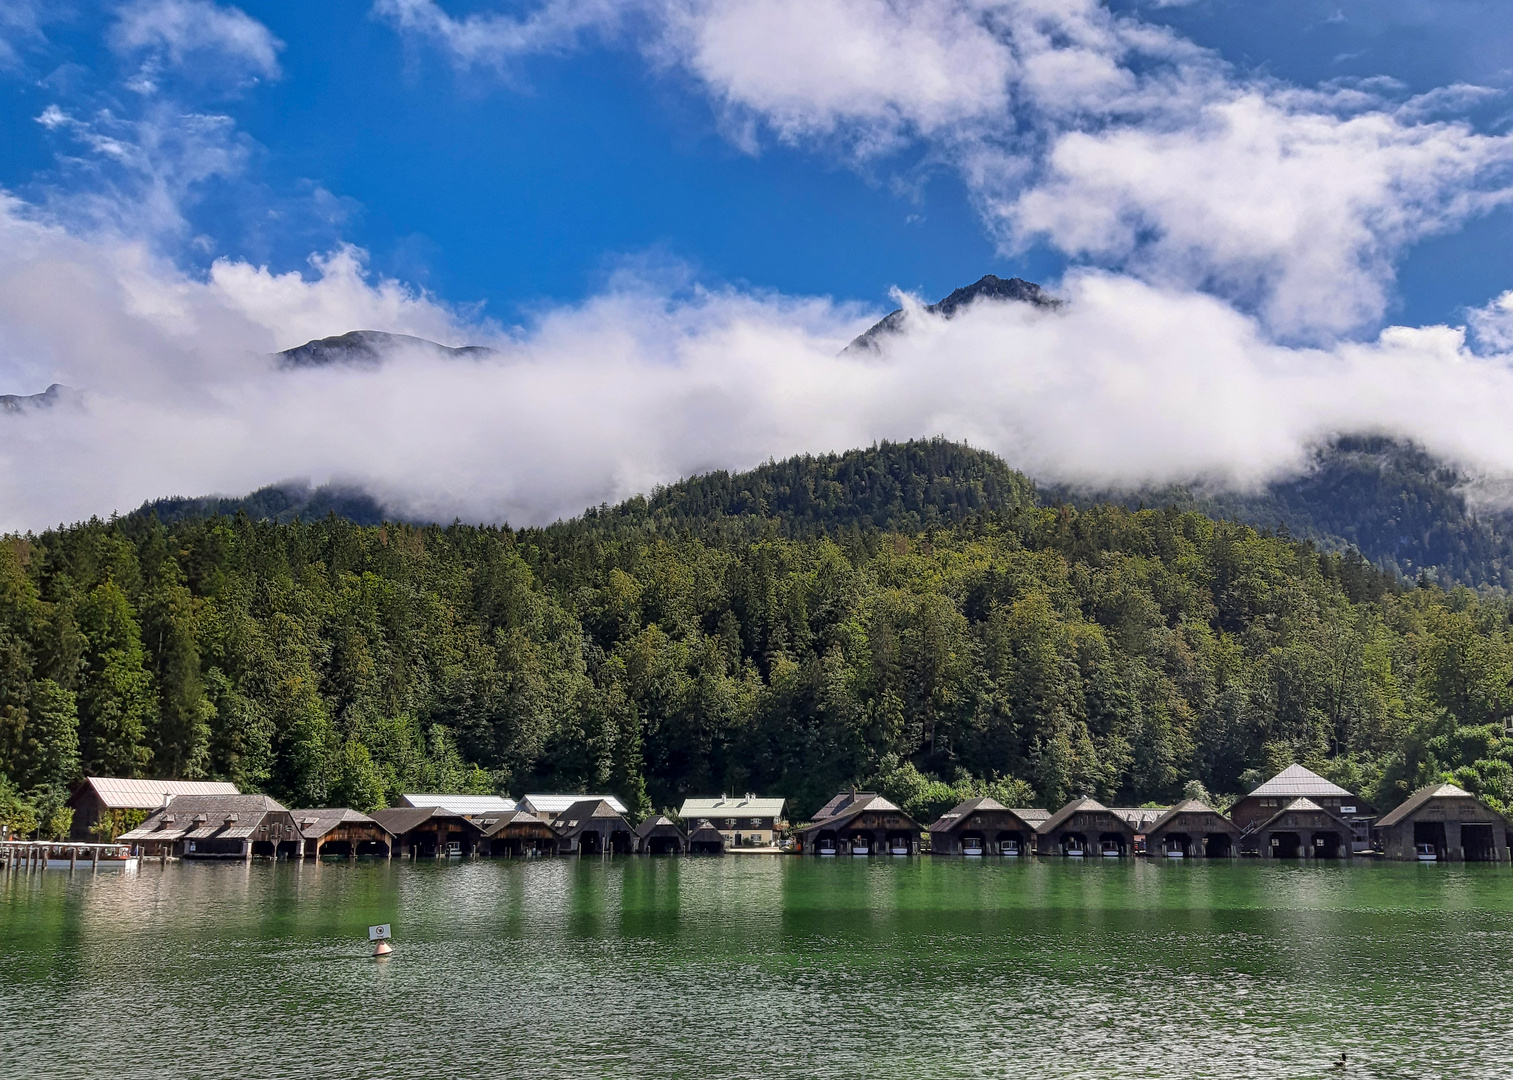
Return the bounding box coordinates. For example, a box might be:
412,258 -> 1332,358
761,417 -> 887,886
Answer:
845,274 -> 1061,354
275,329 -> 494,368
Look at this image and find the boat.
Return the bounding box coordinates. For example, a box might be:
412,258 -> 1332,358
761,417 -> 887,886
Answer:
1416,843 -> 1438,862
1165,843 -> 1185,859
851,839 -> 870,856
1000,840 -> 1019,857
1065,843 -> 1085,858
445,841 -> 463,858
890,842 -> 910,856
818,845 -> 836,857
1100,841 -> 1122,858
962,839 -> 984,857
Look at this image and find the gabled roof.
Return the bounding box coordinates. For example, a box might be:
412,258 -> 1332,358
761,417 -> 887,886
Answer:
1037,797 -> 1136,835
1247,764 -> 1354,800
679,796 -> 786,818
1377,783 -> 1484,828
519,793 -> 627,816
118,794 -> 286,841
400,794 -> 516,816
1146,799 -> 1239,835
369,806 -> 481,835
288,808 -> 384,840
1012,808 -> 1050,826
928,797 -> 1042,834
554,799 -> 632,837
635,814 -> 684,838
798,792 -> 918,834
1254,796 -> 1354,833
475,810 -> 552,837
72,777 -> 240,811
1111,807 -> 1167,832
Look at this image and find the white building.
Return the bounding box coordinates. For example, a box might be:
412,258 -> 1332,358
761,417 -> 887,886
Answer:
518,794 -> 627,823
679,794 -> 787,848
400,793 -> 517,818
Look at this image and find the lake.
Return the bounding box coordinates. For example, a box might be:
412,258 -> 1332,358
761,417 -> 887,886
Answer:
2,856 -> 1509,1079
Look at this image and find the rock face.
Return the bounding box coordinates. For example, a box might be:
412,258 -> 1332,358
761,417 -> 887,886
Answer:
0,384 -> 77,413
845,274 -> 1061,354
276,330 -> 494,368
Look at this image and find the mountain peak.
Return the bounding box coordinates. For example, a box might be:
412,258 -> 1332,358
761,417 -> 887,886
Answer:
845,274 -> 1061,354
276,330 -> 493,368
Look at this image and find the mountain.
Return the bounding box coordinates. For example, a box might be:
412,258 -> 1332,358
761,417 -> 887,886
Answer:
134,481 -> 390,526
0,384 -> 77,414
276,330 -> 494,368
845,274 -> 1061,354
1049,436 -> 1513,590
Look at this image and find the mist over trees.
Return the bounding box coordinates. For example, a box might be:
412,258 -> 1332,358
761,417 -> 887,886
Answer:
5,440 -> 1513,836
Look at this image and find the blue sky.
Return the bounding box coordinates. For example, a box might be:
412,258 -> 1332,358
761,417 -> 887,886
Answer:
6,1 -> 1513,528
6,0 -> 1513,330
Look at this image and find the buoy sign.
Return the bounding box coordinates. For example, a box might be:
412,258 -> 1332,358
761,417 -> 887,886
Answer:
369,924 -> 391,941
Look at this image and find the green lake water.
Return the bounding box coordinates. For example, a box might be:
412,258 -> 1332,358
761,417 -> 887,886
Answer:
2,857 -> 1510,1079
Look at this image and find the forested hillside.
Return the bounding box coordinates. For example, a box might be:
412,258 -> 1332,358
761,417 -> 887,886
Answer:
6,440 -> 1513,838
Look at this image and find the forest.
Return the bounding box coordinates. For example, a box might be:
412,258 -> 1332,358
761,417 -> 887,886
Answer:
5,440 -> 1513,838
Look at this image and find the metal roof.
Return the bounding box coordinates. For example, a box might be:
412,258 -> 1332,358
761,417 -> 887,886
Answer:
74,777 -> 239,810
679,796 -> 786,819
1377,783 -> 1480,828
400,794 -> 517,816
1012,808 -> 1050,825
519,793 -> 627,815
1247,764 -> 1354,799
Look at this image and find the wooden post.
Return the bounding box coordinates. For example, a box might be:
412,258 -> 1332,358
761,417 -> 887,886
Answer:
69,847 -> 77,870
91,846 -> 99,870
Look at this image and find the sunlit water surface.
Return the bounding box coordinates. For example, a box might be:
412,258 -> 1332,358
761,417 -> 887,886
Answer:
2,857 -> 1510,1079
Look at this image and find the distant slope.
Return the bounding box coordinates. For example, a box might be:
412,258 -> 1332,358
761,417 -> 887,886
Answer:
276,330 -> 493,368
135,482 -> 390,526
1049,436 -> 1513,590
846,274 -> 1061,354
0,384 -> 77,413
566,438 -> 1037,541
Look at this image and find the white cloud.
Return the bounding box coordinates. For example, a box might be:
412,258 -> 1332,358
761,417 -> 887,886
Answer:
9,190 -> 1513,532
110,0 -> 283,83
375,0 -> 1513,341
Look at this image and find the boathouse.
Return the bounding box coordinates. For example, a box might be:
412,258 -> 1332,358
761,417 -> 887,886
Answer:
118,794 -> 295,858
1035,797 -> 1137,857
1375,783 -> 1510,862
686,820 -> 727,854
1231,764 -> 1375,851
677,795 -> 786,848
1248,797 -> 1354,858
1142,800 -> 1241,858
553,799 -> 635,855
927,797 -> 1040,855
795,791 -> 923,855
67,777 -> 239,840
477,810 -> 558,856
291,808 -> 393,859
518,794 -> 628,825
370,806 -> 481,858
635,815 -> 687,854
400,793 -> 517,818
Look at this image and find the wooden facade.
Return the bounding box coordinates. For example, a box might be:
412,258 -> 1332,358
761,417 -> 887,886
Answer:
553,799 -> 635,856
369,807 -> 482,858
1375,783 -> 1511,862
118,795 -> 295,859
928,797 -> 1039,856
477,811 -> 558,856
291,808 -> 394,859
795,792 -> 923,855
1231,764 -> 1375,852
1142,800 -> 1241,858
635,815 -> 687,854
1035,798 -> 1137,857
1248,797 -> 1353,859
686,821 -> 727,854
67,777 -> 239,840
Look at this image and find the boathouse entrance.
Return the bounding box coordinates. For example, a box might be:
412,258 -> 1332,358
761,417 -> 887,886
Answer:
1313,832 -> 1345,859
1204,833 -> 1233,858
1414,821 -> 1447,860
1060,832 -> 1088,856
1161,833 -> 1192,857
1463,823 -> 1498,861
1270,832 -> 1303,859
996,831 -> 1025,855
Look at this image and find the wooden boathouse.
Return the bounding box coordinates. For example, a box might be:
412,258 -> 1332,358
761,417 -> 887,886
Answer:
635,815 -> 687,854
553,799 -> 635,855
1248,797 -> 1354,858
928,797 -> 1040,855
518,794 -> 628,825
1375,783 -> 1511,862
118,794 -> 296,859
795,792 -> 923,855
370,807 -> 481,858
686,820 -> 727,854
1035,797 -> 1137,857
476,810 -> 558,856
1231,764 -> 1375,852
1142,800 -> 1241,858
291,809 -> 393,859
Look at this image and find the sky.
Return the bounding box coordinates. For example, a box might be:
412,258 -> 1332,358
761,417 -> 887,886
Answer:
5,1 -> 1513,528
